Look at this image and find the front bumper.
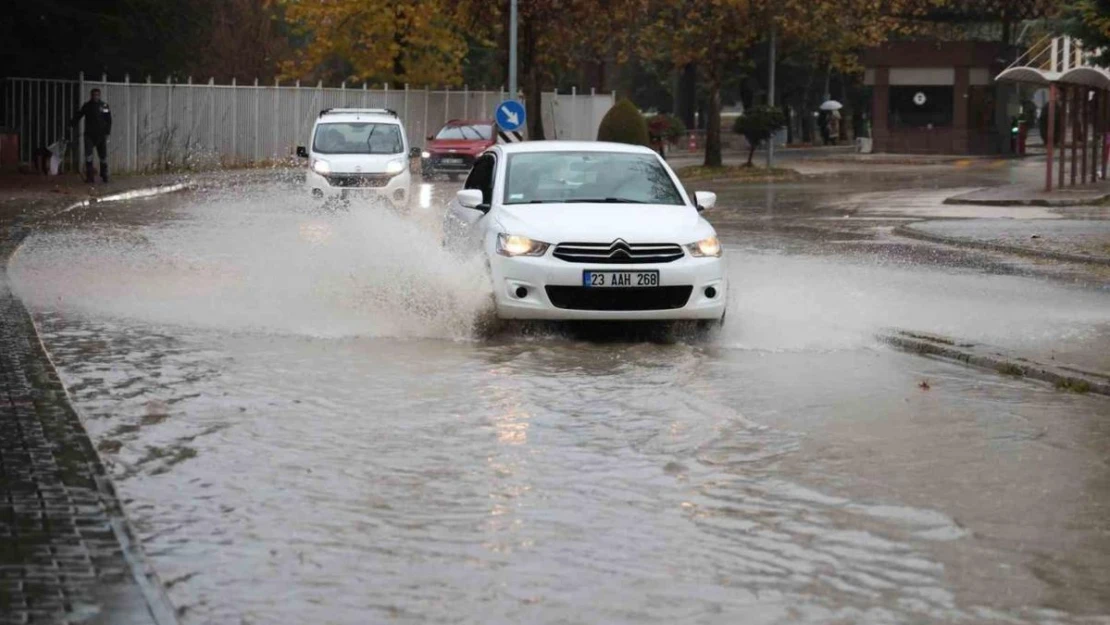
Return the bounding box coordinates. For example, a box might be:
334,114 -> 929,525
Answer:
489,252 -> 727,321
305,169 -> 411,209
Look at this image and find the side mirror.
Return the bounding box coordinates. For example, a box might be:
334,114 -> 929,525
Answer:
694,191 -> 717,212
426,135 -> 435,141
409,146 -> 423,158
296,146 -> 308,158
456,189 -> 486,212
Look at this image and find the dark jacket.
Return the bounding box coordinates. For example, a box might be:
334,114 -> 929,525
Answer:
71,100 -> 112,138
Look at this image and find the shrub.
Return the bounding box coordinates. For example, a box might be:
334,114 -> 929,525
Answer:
597,99 -> 650,147
733,106 -> 787,166
647,113 -> 686,143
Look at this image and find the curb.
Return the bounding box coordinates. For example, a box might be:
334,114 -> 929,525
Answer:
943,194 -> 1110,207
4,182 -> 189,625
893,223 -> 1110,267
878,329 -> 1110,397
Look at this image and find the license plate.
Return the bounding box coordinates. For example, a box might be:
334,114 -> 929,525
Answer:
583,270 -> 659,288
441,158 -> 464,165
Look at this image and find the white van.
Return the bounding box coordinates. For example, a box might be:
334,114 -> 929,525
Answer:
297,109 -> 414,209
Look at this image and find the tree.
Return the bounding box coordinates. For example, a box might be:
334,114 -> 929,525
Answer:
638,0 -> 763,167
188,0 -> 291,82
1063,0 -> 1110,65
470,0 -> 637,139
733,106 -> 786,165
277,0 -> 469,86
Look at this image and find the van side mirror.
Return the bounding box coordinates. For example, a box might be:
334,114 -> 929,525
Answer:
296,146 -> 308,158
694,191 -> 717,212
426,135 -> 434,141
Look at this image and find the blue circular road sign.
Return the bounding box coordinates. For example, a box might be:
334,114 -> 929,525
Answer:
495,100 -> 526,132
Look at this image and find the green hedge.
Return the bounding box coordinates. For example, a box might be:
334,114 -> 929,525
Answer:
597,99 -> 650,147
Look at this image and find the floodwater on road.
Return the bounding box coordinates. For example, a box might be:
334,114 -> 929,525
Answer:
8,175 -> 1110,624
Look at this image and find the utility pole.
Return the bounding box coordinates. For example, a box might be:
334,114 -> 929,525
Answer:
509,0 -> 518,101
766,22 -> 776,169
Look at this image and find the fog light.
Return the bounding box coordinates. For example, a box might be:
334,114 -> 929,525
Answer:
515,286 -> 528,298
704,286 -> 717,299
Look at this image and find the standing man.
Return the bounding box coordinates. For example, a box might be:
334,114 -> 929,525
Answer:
70,88 -> 112,183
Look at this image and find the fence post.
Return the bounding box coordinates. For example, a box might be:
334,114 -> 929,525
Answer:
294,80 -> 301,148
404,83 -> 410,135
274,77 -> 280,159
253,78 -> 261,162
231,77 -> 237,165
383,82 -> 388,110
464,84 -> 469,119
423,86 -> 430,141
187,76 -> 194,165
437,84 -> 446,125
208,78 -> 215,158
145,76 -> 152,170
124,74 -> 131,172
78,72 -> 85,172
571,86 -> 577,140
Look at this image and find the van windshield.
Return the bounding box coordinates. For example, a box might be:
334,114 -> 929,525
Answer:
313,123 -> 404,155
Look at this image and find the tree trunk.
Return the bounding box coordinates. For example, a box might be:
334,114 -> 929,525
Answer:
677,63 -> 697,130
522,18 -> 545,139
705,77 -> 722,167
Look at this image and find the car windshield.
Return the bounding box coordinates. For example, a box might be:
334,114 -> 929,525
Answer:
312,122 -> 404,155
503,151 -> 684,206
435,124 -> 493,140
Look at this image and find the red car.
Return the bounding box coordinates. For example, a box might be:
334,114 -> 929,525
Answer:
421,120 -> 495,180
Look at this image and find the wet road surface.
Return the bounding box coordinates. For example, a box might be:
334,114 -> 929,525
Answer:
8,169 -> 1110,624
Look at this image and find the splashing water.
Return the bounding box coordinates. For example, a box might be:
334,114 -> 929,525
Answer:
10,187 -> 494,340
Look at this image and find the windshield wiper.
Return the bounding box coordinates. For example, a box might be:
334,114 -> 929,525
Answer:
562,197 -> 649,204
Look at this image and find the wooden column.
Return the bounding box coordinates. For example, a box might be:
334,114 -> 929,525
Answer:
1071,86 -> 1079,187
1046,83 -> 1056,192
1081,87 -> 1089,184
1092,89 -> 1100,183
1060,86 -> 1067,189
1103,88 -> 1109,180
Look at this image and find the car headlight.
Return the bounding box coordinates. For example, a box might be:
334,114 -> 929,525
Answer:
686,236 -> 721,258
421,150 -> 431,159
386,158 -> 405,174
496,233 -> 549,257
311,159 -> 330,175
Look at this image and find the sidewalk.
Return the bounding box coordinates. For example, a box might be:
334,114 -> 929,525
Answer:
945,181 -> 1110,207
1,172 -> 180,625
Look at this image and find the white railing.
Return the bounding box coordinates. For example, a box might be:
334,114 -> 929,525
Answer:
3,75 -> 615,173
1004,35 -> 1103,76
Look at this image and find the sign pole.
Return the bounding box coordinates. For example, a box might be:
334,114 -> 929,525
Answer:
509,0 -> 518,102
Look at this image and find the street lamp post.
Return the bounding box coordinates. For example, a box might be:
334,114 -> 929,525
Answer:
509,0 -> 518,102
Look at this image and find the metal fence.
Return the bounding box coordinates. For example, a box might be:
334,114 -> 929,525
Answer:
2,75 -> 615,174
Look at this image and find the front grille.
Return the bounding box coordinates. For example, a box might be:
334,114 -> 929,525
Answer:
553,241 -> 685,264
545,286 -> 692,311
325,173 -> 397,188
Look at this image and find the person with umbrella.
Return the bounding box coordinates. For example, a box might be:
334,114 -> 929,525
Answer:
820,100 -> 842,146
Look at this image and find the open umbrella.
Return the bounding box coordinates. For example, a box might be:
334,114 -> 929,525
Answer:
819,100 -> 843,111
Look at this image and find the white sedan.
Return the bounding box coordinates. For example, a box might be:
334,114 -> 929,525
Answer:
443,141 -> 727,323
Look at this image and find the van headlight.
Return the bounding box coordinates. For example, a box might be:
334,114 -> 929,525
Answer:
686,236 -> 721,257
496,234 -> 549,257
386,158 -> 405,174
311,159 -> 331,175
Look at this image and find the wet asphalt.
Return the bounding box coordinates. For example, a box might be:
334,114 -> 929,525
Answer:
6,164 -> 1110,624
